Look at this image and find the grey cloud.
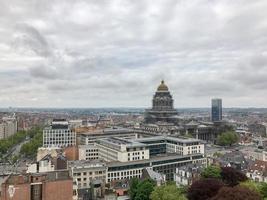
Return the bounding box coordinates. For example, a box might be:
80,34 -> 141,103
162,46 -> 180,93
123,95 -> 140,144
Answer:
11,23 -> 52,57
1,0 -> 267,107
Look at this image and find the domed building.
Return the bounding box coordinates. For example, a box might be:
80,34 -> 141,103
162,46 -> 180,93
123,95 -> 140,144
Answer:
144,80 -> 178,124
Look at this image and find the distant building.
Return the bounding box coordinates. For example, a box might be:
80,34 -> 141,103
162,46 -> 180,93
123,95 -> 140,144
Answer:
0,170 -> 73,200
43,119 -> 76,148
211,98 -> 222,122
145,80 -> 178,124
0,116 -> 17,139
216,150 -> 248,171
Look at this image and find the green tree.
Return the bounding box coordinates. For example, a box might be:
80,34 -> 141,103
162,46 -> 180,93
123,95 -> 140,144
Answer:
150,183 -> 187,200
129,177 -> 140,200
134,179 -> 155,200
217,131 -> 239,146
201,165 -> 222,179
241,181 -> 267,199
20,128 -> 43,157
129,179 -> 156,200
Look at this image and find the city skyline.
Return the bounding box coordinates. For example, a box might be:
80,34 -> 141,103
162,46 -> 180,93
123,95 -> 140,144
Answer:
1,1 -> 267,108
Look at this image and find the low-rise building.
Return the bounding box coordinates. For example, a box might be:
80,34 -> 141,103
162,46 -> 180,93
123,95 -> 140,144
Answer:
174,163 -> 205,186
246,160 -> 267,182
27,154 -> 67,173
68,160 -> 106,191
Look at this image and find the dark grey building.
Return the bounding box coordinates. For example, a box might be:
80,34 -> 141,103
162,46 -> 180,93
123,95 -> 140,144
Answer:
144,80 -> 178,124
211,98 -> 222,122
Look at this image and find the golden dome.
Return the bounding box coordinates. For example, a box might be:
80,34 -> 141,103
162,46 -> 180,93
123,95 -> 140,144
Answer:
157,80 -> 169,91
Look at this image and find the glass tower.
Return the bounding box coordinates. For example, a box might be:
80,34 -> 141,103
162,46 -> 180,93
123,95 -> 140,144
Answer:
211,98 -> 222,122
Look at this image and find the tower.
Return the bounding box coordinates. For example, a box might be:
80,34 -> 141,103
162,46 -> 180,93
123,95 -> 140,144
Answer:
211,98 -> 222,122
144,80 -> 178,123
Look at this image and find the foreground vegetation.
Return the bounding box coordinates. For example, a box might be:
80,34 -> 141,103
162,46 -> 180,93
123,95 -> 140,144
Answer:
129,165 -> 267,200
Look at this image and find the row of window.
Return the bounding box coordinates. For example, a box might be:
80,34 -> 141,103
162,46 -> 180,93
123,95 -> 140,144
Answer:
108,169 -> 142,178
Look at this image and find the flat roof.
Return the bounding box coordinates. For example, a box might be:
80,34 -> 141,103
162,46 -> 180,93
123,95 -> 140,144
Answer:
97,137 -> 147,148
133,136 -> 202,144
107,153 -> 204,167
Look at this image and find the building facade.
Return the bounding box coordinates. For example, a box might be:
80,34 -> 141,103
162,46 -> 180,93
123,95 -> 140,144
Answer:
79,145 -> 99,160
43,119 -> 76,148
0,116 -> 17,139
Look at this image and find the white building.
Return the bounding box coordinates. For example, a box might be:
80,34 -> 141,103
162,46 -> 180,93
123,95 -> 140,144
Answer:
69,120 -> 83,129
174,163 -> 205,186
43,119 -> 76,148
68,160 -> 106,190
79,145 -> 99,160
95,137 -> 150,162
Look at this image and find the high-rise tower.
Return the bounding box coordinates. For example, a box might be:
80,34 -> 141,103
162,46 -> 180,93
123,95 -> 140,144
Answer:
211,98 -> 222,122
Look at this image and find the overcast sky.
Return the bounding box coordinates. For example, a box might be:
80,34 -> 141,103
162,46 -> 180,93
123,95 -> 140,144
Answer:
1,0 -> 267,108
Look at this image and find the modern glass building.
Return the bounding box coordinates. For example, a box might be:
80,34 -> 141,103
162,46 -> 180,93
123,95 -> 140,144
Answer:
211,98 -> 222,122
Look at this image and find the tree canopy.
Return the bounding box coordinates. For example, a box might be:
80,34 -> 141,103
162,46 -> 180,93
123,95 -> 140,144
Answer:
20,127 -> 43,157
217,131 -> 239,146
187,178 -> 224,200
241,181 -> 267,199
201,165 -> 221,179
220,167 -> 247,186
211,186 -> 262,200
150,183 -> 187,200
129,178 -> 155,200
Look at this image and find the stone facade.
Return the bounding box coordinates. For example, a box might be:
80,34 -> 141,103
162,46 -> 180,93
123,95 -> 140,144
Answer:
145,80 -> 178,124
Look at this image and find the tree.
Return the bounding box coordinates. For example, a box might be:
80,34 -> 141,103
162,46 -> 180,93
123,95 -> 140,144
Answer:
134,179 -> 155,200
201,165 -> 221,179
20,129 -> 43,157
241,181 -> 267,199
217,131 -> 239,146
211,186 -> 262,200
187,178 -> 224,200
150,184 -> 187,200
220,167 -> 247,186
129,178 -> 155,200
129,177 -> 140,200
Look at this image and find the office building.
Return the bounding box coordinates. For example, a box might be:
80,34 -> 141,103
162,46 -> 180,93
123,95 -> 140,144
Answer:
211,98 -> 222,122
95,137 -> 150,162
43,119 -> 76,148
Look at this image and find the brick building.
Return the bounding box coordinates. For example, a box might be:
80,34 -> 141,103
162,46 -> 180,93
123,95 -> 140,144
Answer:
0,170 -> 73,200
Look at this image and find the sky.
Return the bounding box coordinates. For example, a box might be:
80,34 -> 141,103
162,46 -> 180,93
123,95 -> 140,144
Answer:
1,0 -> 267,108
